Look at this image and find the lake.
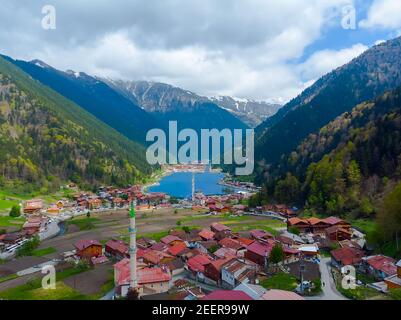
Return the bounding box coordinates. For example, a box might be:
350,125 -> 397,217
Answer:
148,172 -> 236,198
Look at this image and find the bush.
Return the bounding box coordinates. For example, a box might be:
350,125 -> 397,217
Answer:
176,220 -> 182,226
288,226 -> 300,235
16,236 -> 40,257
9,205 -> 21,218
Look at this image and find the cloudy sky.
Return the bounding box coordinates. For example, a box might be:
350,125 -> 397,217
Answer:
1,0 -> 401,103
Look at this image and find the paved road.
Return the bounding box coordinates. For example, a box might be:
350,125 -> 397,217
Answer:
307,257 -> 347,300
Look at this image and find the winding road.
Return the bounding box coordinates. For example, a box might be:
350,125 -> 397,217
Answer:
307,257 -> 348,300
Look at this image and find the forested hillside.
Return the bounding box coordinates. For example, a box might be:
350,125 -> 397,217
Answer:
255,36 -> 401,181
267,86 -> 401,218
0,56 -> 152,194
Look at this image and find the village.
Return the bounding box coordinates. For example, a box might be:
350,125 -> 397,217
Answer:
1,179 -> 400,301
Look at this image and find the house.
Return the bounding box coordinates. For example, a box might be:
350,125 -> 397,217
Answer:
204,256 -> 236,284
361,255 -> 397,280
160,235 -> 184,246
198,229 -> 215,241
164,258 -> 185,276
287,260 -> 320,281
74,239 -> 102,259
244,240 -> 274,268
22,216 -> 44,234
167,243 -> 188,257
221,259 -> 257,288
195,240 -> 218,254
87,198 -> 102,210
288,218 -> 309,234
250,229 -> 274,240
236,237 -> 254,247
234,282 -> 267,300
23,199 -> 43,214
261,289 -> 305,300
325,225 -> 352,242
137,237 -> 155,249
307,218 -> 329,234
202,290 -> 253,300
143,250 -> 174,265
0,232 -> 24,244
150,242 -> 168,252
214,247 -> 237,259
219,238 -> 245,255
187,254 -> 212,280
105,239 -> 129,260
331,246 -> 365,269
282,247 -> 300,264
113,259 -> 172,297
46,206 -> 61,215
297,244 -> 319,258
210,223 -> 232,241
322,216 -> 351,231
384,260 -> 401,290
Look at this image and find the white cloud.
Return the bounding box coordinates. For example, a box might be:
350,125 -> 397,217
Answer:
298,43 -> 368,80
0,0 -> 365,102
359,0 -> 401,30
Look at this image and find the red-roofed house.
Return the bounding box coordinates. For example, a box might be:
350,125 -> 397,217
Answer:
167,243 -> 188,257
74,240 -> 102,259
385,260 -> 401,290
331,246 -> 365,269
160,235 -> 184,246
210,222 -> 231,233
105,239 -> 129,260
198,229 -> 215,241
202,290 -> 253,300
325,225 -> 352,242
113,258 -> 172,297
187,254 -> 212,276
322,217 -> 351,230
250,229 -> 274,240
361,255 -> 397,280
244,241 -> 274,269
143,250 -> 174,265
307,218 -> 330,234
288,218 -> 309,233
204,256 -> 236,284
209,222 -> 232,239
219,238 -> 245,252
237,237 -> 254,247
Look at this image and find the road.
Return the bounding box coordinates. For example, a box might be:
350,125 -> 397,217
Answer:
307,257 -> 348,300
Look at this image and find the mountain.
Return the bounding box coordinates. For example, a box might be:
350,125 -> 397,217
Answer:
209,96 -> 281,127
0,55 -> 152,193
104,79 -> 249,133
1,56 -> 160,146
269,85 -> 401,216
255,36 -> 401,175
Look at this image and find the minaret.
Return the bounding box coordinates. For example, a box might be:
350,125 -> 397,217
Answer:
129,200 -> 138,290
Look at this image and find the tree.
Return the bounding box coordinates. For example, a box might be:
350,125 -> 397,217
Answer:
270,244 -> 284,265
86,211 -> 91,218
377,182 -> 401,251
274,173 -> 301,204
288,226 -> 300,235
9,205 -> 21,217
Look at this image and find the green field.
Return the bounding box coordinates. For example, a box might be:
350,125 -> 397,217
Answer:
31,247 -> 57,257
67,217 -> 100,231
0,216 -> 26,228
260,273 -> 298,291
